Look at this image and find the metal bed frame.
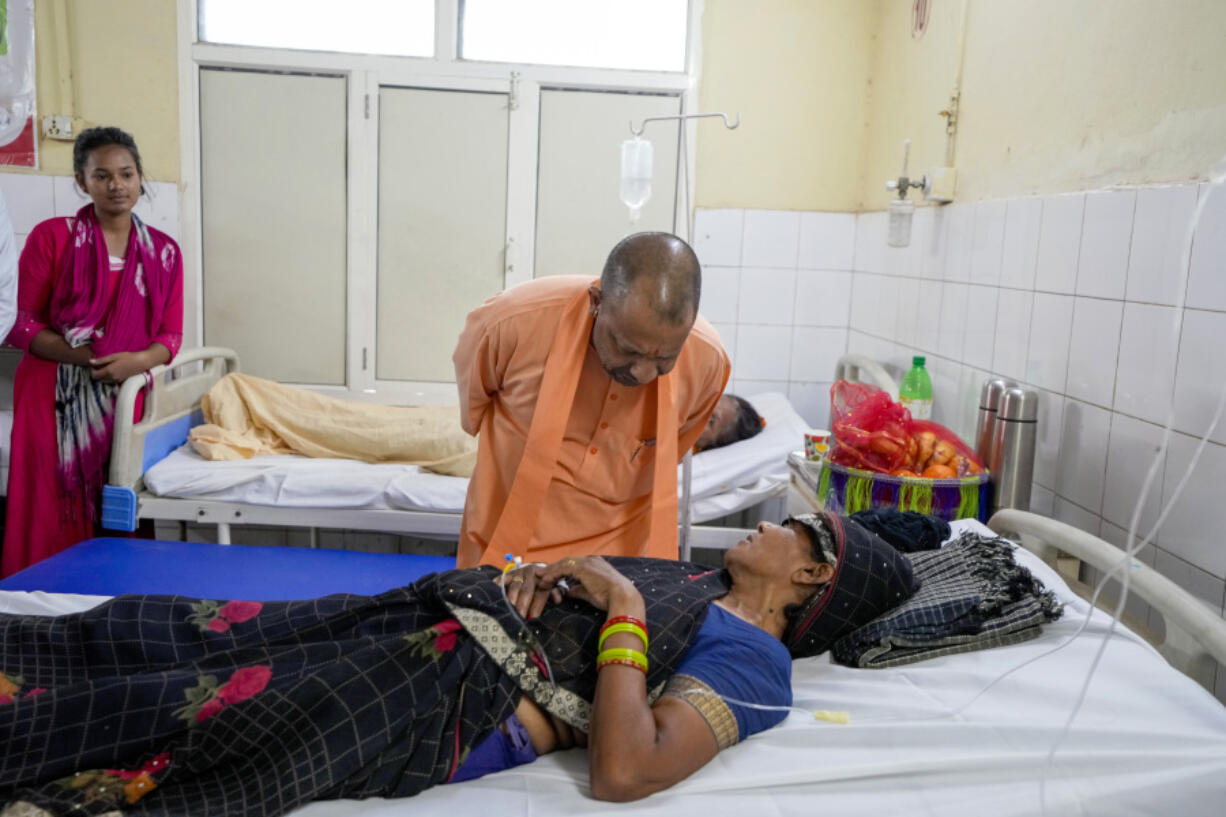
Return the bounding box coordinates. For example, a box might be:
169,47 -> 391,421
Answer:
833,353 -> 900,397
989,508 -> 1226,691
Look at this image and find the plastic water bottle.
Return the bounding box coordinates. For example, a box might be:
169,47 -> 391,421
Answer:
899,355 -> 933,419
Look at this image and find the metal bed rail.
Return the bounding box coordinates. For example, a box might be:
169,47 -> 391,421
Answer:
833,353 -> 900,396
990,508 -> 1226,689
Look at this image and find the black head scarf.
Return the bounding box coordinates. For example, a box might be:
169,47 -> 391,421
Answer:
783,511 -> 920,658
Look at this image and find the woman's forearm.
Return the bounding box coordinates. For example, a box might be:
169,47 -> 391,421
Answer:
143,342 -> 171,369
29,330 -> 92,366
587,590 -> 662,800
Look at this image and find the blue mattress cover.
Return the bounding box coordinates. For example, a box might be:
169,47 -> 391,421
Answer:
0,538 -> 457,600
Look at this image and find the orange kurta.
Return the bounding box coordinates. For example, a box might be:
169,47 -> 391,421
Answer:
453,276 -> 729,568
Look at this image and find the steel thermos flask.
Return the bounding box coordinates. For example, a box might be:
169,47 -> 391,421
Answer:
974,378 -> 1013,465
989,386 -> 1038,513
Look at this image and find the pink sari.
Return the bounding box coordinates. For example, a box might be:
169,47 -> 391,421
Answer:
2,204 -> 182,576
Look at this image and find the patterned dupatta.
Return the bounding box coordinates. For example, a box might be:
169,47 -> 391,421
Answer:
49,203 -> 177,516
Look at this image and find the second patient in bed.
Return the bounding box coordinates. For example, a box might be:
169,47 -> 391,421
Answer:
693,393 -> 765,453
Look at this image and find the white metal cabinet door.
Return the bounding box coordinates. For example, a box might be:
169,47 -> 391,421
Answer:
375,87 -> 509,383
200,68 -> 348,385
535,90 -> 680,279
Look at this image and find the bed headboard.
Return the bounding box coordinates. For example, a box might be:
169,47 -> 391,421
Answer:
102,347 -> 239,530
834,353 -> 899,397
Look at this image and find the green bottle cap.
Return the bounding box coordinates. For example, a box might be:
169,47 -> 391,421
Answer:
912,355 -> 926,367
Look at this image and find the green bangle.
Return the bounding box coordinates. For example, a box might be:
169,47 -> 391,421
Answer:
597,647 -> 648,673
598,622 -> 648,652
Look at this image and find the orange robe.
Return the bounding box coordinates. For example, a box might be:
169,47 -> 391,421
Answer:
453,276 -> 730,568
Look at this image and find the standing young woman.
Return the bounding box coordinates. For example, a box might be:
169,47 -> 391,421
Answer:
2,127 -> 182,576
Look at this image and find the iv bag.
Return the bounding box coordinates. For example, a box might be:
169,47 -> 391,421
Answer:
620,137 -> 653,222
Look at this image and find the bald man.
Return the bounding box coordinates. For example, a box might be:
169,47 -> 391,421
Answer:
452,232 -> 730,568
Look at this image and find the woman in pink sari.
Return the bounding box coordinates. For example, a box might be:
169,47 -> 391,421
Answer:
2,127 -> 182,576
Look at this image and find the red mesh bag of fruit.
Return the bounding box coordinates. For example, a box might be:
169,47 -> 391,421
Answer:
828,380 -> 985,478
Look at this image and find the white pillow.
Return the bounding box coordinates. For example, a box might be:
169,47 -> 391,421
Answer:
681,391 -> 812,499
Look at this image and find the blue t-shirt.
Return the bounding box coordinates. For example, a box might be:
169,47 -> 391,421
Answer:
665,604 -> 792,748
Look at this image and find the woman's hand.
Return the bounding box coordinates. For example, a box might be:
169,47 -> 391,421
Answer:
498,563 -> 556,619
89,350 -> 151,384
29,331 -> 94,367
72,344 -> 96,368
531,556 -> 640,618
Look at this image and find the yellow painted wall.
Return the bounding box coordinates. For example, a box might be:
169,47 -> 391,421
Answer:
15,1 -> 1224,209
694,0 -> 879,211
860,0 -> 962,211
28,0 -> 180,182
862,0 -> 1226,208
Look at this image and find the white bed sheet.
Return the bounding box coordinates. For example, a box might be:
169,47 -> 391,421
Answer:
5,519 -> 1224,816
141,392 -> 811,522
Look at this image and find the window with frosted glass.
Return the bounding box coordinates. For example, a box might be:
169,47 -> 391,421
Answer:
199,0 -> 434,57
461,0 -> 688,71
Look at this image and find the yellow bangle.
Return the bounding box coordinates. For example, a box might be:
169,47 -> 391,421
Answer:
598,622 -> 648,652
597,647 -> 648,673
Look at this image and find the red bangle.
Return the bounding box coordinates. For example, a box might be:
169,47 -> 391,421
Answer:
597,658 -> 648,673
602,616 -> 647,636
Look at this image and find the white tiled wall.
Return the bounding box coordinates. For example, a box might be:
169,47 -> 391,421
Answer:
0,172 -> 180,259
697,183 -> 1226,700
839,184 -> 1226,698
693,209 -> 852,431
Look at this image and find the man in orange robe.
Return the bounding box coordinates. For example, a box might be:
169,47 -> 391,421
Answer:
452,233 -> 730,568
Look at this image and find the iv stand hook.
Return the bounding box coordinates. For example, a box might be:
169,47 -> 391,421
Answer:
630,111 -> 741,137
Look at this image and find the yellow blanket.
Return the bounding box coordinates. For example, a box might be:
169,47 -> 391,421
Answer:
188,373 -> 477,477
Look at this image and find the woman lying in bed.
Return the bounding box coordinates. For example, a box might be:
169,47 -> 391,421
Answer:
0,513 -> 915,816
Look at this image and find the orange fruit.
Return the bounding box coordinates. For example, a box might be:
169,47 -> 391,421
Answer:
922,464 -> 957,480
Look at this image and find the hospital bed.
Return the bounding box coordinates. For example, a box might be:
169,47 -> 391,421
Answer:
102,348 -> 809,555
2,511 -> 1223,816
833,351 -> 900,397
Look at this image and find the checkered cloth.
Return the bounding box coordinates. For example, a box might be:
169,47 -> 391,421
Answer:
783,513 -> 921,658
831,531 -> 1063,668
